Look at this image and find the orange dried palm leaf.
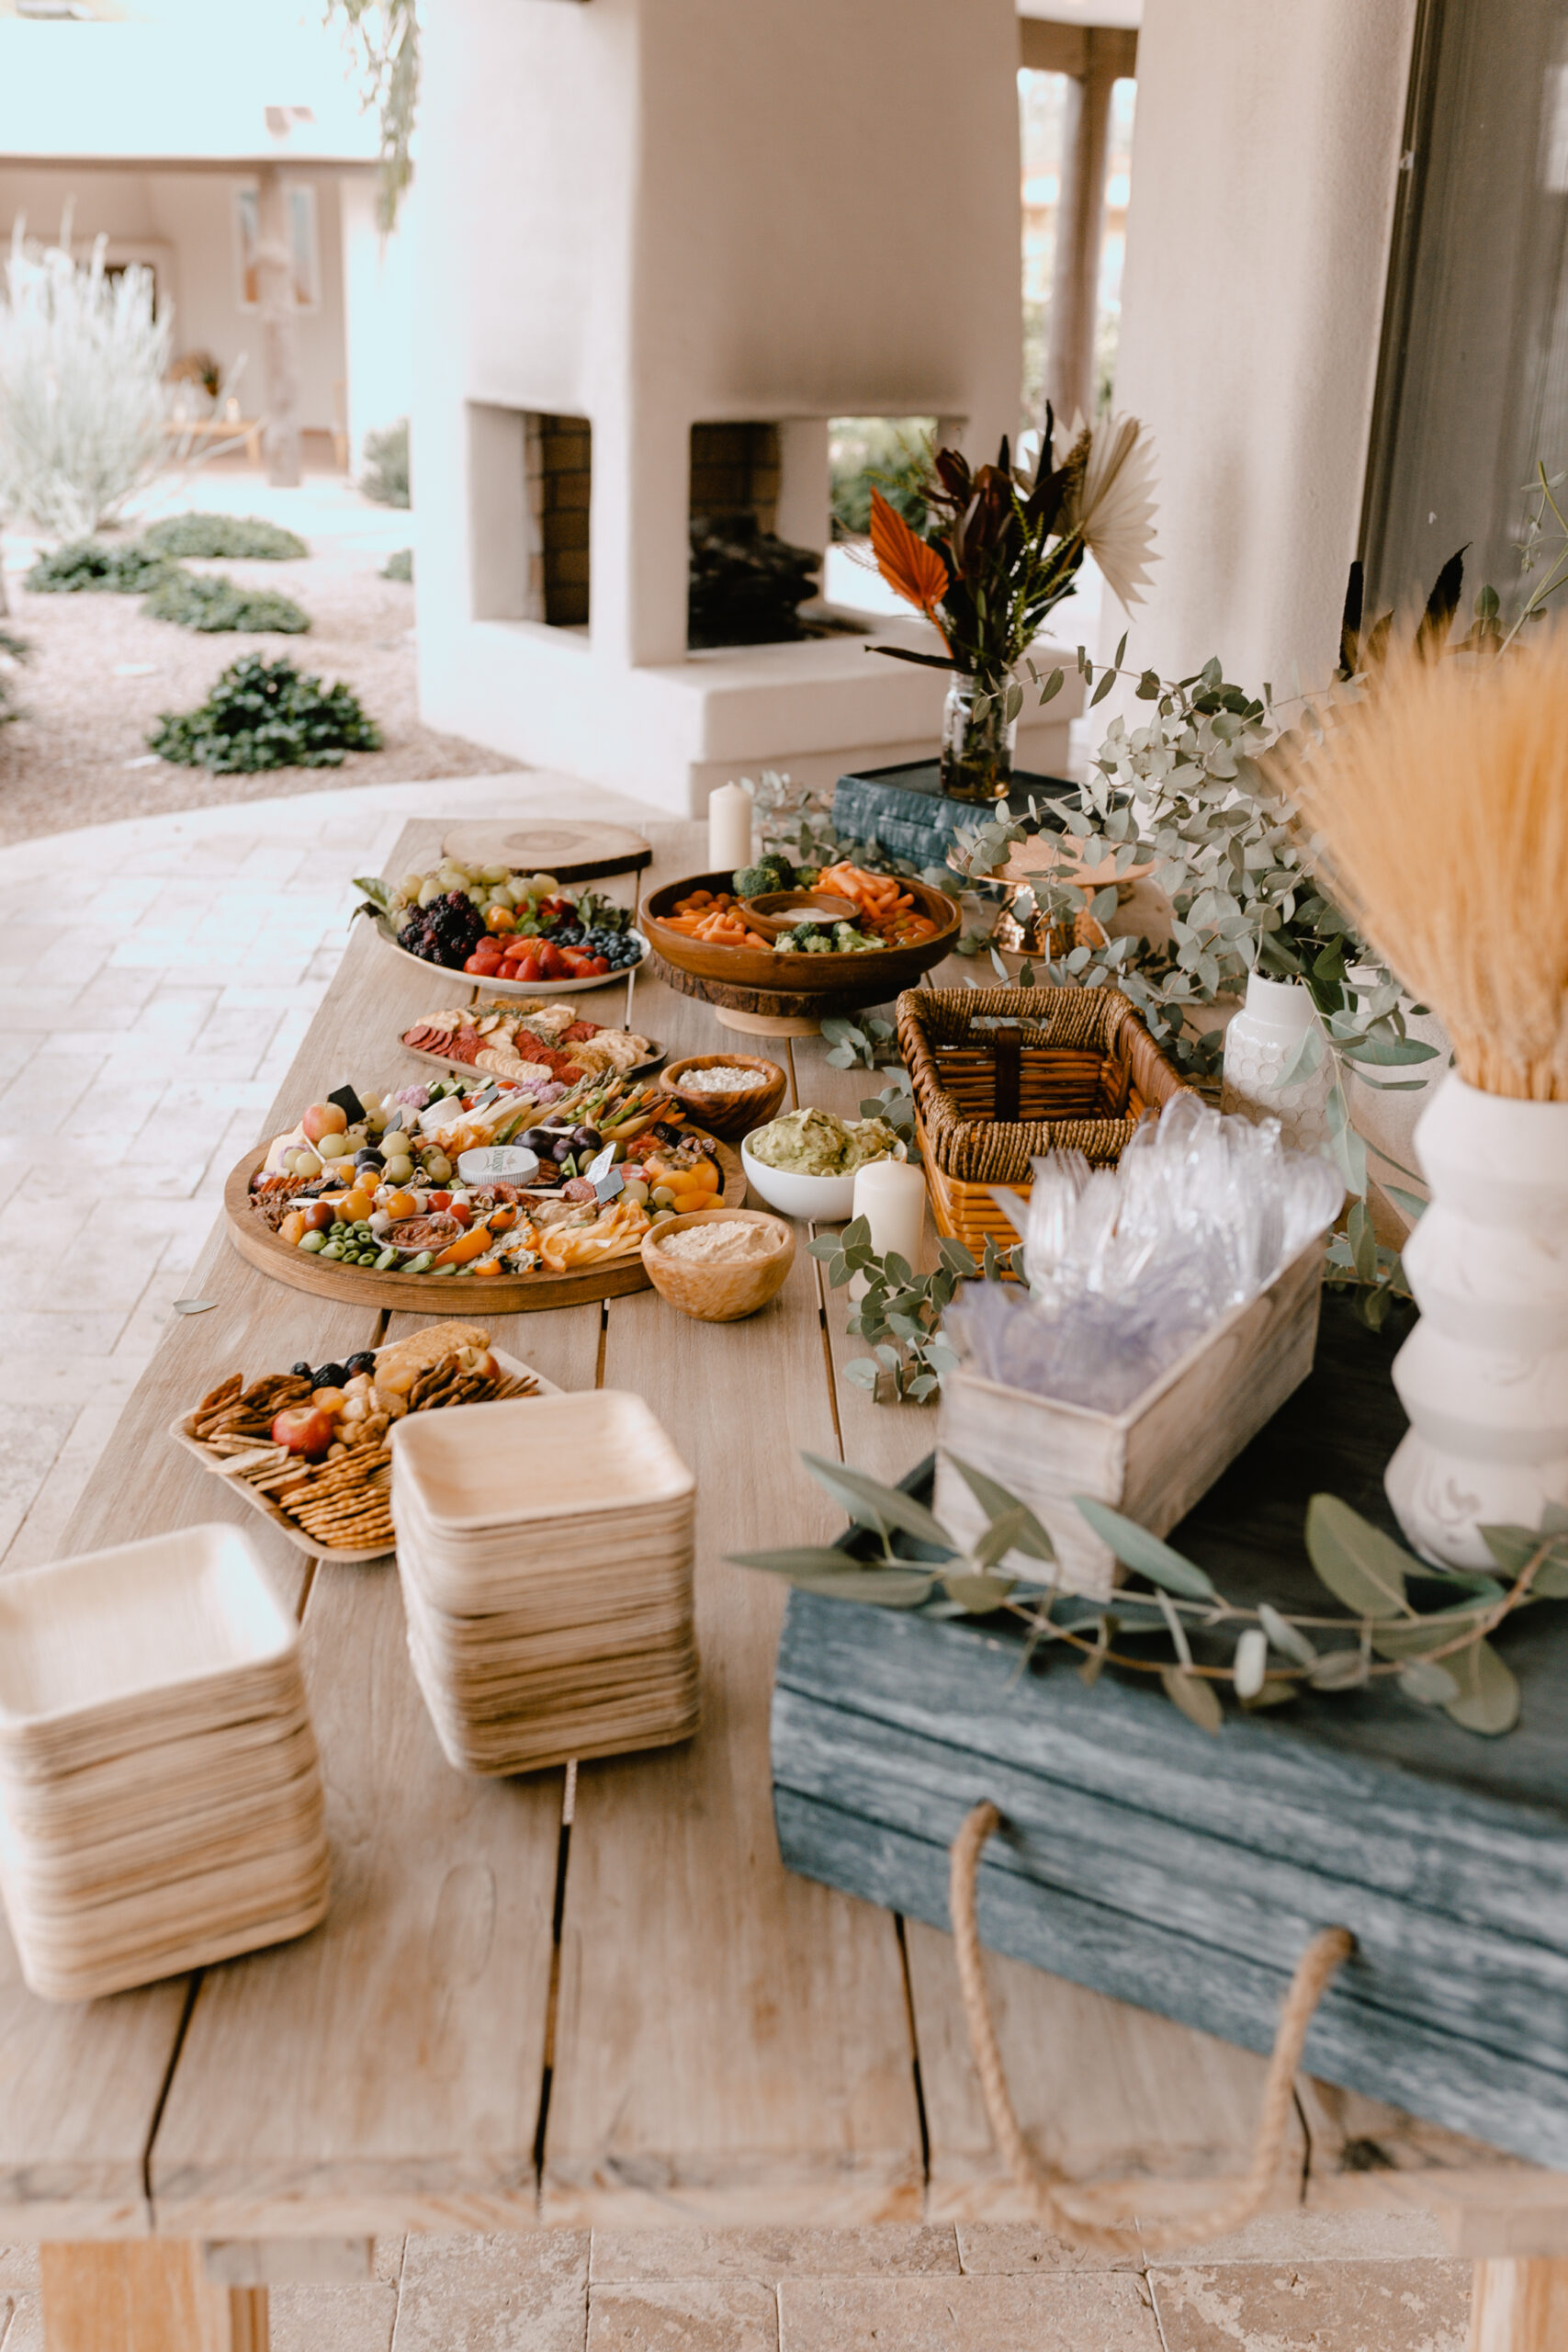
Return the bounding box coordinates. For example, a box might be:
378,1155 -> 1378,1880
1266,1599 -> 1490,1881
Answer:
869,488 -> 951,642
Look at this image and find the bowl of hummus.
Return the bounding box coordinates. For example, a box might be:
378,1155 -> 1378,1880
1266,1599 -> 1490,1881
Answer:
739,1105 -> 906,1219
640,1207 -> 795,1321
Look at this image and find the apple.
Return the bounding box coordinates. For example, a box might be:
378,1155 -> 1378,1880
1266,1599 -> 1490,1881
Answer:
303,1101 -> 348,1145
271,1405 -> 335,1458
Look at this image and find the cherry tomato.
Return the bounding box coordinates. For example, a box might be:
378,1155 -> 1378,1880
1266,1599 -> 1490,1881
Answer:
448,1201 -> 473,1227
484,906 -> 516,933
428,1190 -> 452,1211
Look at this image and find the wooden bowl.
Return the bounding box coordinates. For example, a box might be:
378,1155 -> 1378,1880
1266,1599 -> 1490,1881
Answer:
741,890 -> 858,938
663,1053 -> 788,1139
640,1207 -> 795,1323
639,870 -> 961,997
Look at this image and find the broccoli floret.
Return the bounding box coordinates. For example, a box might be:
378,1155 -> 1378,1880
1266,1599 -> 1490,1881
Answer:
734,855 -> 796,898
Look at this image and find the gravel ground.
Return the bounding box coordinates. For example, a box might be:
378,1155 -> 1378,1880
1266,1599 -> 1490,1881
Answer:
0,503 -> 520,845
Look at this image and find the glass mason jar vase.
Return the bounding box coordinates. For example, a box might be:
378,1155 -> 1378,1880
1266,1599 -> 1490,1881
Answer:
940,676 -> 1018,802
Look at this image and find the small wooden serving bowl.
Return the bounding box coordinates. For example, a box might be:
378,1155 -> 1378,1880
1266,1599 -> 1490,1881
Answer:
640,1207 -> 795,1322
663,1052 -> 788,1139
741,890 -> 858,938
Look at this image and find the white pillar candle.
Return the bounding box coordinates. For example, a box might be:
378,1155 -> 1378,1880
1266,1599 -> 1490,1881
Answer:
707,782 -> 754,874
852,1157 -> 928,1269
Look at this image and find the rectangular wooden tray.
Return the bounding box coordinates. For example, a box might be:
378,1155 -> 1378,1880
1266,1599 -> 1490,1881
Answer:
933,1235 -> 1326,1598
170,1347 -> 560,1567
771,1293 -> 1568,2170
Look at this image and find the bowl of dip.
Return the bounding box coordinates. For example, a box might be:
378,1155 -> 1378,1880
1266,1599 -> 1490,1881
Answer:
640,1206 -> 795,1321
739,1105 -> 907,1220
662,1053 -> 788,1140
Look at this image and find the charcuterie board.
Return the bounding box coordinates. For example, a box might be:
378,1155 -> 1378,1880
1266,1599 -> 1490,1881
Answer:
223,1135 -> 746,1312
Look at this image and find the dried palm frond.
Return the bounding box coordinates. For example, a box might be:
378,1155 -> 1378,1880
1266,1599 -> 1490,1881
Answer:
1058,410 -> 1157,611
869,488 -> 952,645
1272,635 -> 1568,1101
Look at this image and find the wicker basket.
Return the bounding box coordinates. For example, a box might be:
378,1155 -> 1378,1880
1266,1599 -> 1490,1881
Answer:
897,985 -> 1190,1254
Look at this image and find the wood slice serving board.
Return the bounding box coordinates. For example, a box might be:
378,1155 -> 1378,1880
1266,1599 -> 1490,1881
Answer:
771,1294 -> 1568,2172
170,1347 -> 560,1566
439,820 -> 652,884
222,1136 -> 746,1313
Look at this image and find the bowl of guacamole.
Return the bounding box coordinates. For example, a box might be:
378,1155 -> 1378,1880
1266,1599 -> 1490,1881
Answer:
740,1105 -> 906,1217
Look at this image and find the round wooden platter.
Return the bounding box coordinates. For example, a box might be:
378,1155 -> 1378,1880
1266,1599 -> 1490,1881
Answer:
656,956 -> 903,1028
639,870 -> 960,1005
369,916 -> 650,1000
439,820 -> 652,884
400,1032 -> 667,1081
223,1135 -> 747,1313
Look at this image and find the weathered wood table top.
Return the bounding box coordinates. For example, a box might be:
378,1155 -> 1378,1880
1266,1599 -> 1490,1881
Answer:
4,820 -> 1565,2349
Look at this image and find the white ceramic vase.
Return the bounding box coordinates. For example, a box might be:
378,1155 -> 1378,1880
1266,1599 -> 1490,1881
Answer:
1221,973 -> 1333,1150
1385,1073 -> 1568,1569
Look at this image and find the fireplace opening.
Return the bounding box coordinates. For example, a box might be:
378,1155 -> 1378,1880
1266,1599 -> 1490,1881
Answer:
686,419 -> 825,650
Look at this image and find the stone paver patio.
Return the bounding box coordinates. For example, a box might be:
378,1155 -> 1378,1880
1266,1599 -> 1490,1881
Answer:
0,777 -> 1472,2351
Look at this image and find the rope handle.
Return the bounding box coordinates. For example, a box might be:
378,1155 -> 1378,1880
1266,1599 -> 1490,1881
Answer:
949,1800 -> 1355,2255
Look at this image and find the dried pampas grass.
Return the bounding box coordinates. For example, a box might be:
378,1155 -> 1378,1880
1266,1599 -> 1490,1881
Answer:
1272,632 -> 1568,1102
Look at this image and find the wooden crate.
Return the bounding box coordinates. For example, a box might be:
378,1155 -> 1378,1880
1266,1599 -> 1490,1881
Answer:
770,1294 -> 1568,2171
933,1235 -> 1326,1598
898,985 -> 1189,1258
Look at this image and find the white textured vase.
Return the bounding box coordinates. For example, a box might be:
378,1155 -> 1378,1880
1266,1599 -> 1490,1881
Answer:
1221,974 -> 1333,1150
1385,1073 -> 1568,1569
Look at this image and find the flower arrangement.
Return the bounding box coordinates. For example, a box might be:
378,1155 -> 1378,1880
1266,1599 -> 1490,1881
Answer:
866,413 -> 1156,799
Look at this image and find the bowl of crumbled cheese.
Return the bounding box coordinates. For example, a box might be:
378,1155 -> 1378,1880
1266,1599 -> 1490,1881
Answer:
662,1054 -> 788,1139
640,1206 -> 795,1322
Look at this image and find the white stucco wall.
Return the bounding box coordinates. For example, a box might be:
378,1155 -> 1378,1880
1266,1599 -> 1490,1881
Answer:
412,0 -> 1035,808
1109,0 -> 1418,695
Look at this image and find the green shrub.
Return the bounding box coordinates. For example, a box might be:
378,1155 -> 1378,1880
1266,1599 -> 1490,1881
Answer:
25,537 -> 174,594
140,512 -> 309,560
360,418 -> 410,508
381,546 -> 412,582
141,571 -> 311,634
149,654 -> 381,773
0,625 -> 27,724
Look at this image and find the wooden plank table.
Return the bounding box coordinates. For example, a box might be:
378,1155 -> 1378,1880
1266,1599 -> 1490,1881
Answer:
3,818 -> 1564,2351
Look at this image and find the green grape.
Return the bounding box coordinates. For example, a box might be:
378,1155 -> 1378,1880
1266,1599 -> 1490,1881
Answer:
424,1151 -> 452,1183
316,1133 -> 351,1161
294,1150 -> 322,1179
417,879 -> 442,908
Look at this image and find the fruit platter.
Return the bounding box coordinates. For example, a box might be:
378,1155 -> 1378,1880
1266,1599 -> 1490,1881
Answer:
400,999 -> 664,1083
171,1320 -> 554,1565
355,857 -> 649,996
641,854 -> 960,1012
224,1071 -> 745,1309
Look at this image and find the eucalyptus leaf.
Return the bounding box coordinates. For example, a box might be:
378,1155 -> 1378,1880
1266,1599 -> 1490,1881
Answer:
800,1454 -> 956,1554
1233,1627 -> 1268,1700
1305,1494 -> 1418,1618
1258,1600 -> 1316,1666
1398,1657 -> 1461,1705
1307,1649 -> 1370,1690
1072,1497 -> 1217,1599
1383,1185 -> 1427,1223
942,1571 -> 1018,1611
726,1549 -> 936,1607
945,1457 -> 1057,1561
1161,1668 -> 1224,1734
970,1506 -> 1035,1574
1443,1637 -> 1520,1736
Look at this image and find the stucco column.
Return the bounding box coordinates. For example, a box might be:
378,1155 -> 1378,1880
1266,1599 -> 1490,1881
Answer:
1047,36 -> 1117,428
254,162 -> 303,488
1109,0 -> 1417,692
